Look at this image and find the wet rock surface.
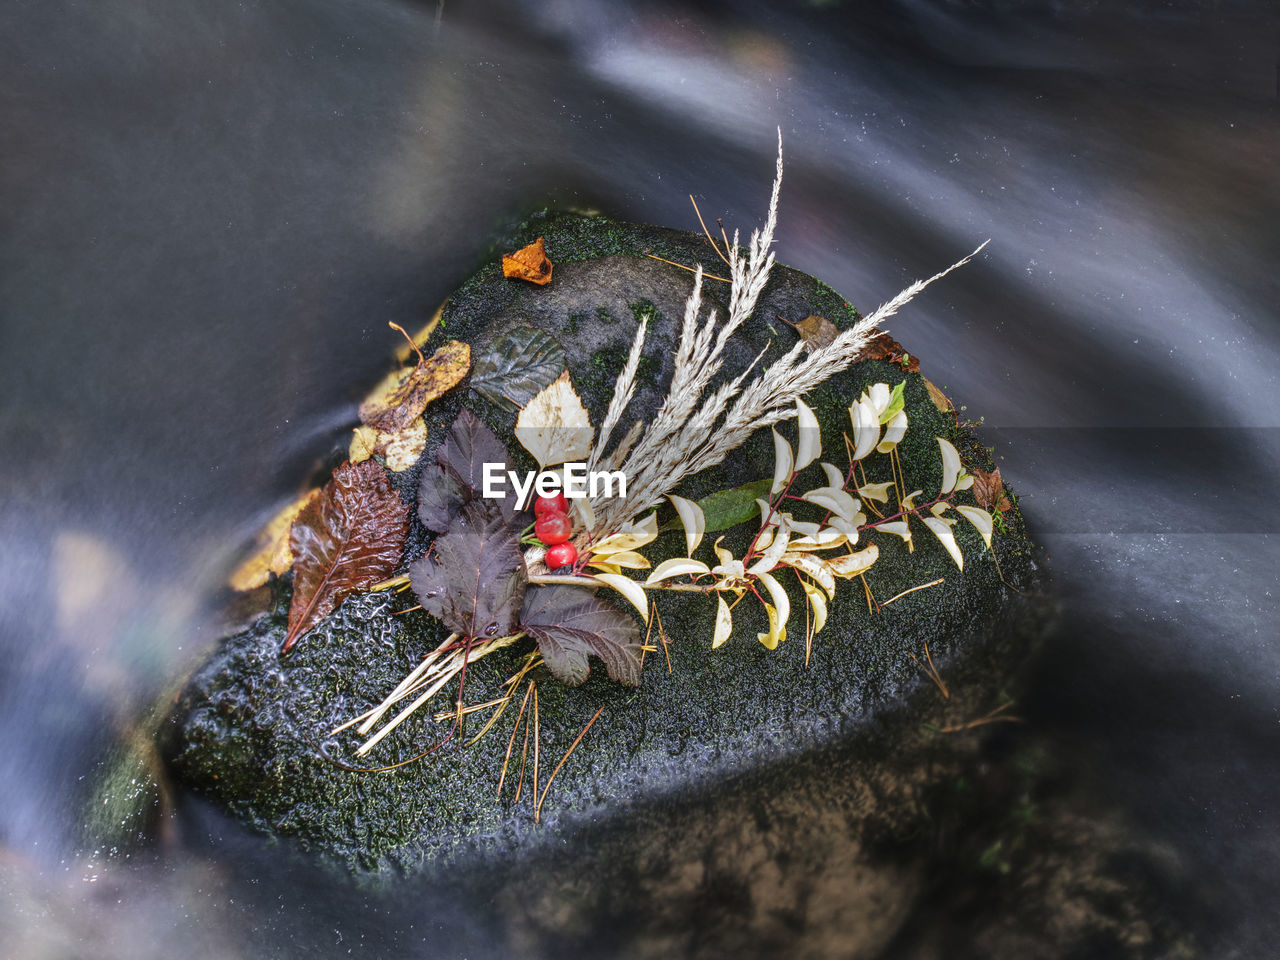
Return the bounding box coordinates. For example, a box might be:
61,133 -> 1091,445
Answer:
163,213 -> 1048,937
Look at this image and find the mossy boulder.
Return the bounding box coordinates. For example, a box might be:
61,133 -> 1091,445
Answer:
163,212 -> 1047,908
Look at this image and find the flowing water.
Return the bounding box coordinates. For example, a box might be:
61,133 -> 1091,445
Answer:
2,0 -> 1278,956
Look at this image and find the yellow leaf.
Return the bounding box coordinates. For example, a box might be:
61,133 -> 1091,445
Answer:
228,488 -> 322,591
588,550 -> 650,570
349,425 -> 380,464
348,417 -> 428,473
358,338 -> 470,433
591,512 -> 659,555
802,579 -> 828,634
515,371 -> 594,468
755,572 -> 790,643
757,602 -> 784,650
781,553 -> 836,598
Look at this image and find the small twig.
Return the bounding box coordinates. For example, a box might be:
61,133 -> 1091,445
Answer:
536,706 -> 605,821
391,604 -> 423,616
907,640 -> 950,700
644,253 -> 731,284
497,681 -> 534,798
388,321 -> 424,365
532,684 -> 541,821
934,701 -> 1022,734
654,605 -> 673,674
882,578 -> 944,607
688,195 -> 731,266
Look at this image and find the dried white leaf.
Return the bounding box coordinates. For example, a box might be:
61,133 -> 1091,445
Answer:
592,573 -> 651,622
856,481 -> 894,503
954,505 -> 993,549
771,427 -> 794,496
800,486 -> 862,523
794,398 -> 820,472
668,494 -> 706,556
645,557 -> 712,584
922,516 -> 964,570
515,371 -> 594,468
937,437 -> 962,495
713,594 -> 732,649
850,396 -> 880,461
827,544 -> 879,577
821,462 -> 846,489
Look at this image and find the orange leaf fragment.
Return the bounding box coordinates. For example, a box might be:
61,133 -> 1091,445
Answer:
502,237 -> 553,286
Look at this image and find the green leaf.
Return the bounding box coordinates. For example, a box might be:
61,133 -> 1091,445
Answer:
470,327 -> 566,411
879,381 -> 906,425
661,479 -> 773,535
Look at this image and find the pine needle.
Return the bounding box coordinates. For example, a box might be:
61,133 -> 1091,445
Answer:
535,706 -> 605,822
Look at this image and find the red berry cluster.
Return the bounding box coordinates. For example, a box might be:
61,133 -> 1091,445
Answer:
533,493 -> 577,568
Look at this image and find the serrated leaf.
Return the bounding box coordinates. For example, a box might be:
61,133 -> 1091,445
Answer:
470,327 -> 567,411
668,494 -> 705,555
515,371 -> 594,468
520,585 -> 643,686
284,460 -> 409,652
922,516 -> 964,570
713,594 -> 733,649
409,499 -> 527,639
418,408 -> 518,532
794,398 -> 821,472
359,339 -> 470,434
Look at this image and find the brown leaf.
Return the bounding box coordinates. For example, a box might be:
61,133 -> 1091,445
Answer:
782,314 -> 837,350
971,466 -> 1011,513
228,488 -> 322,591
284,460 -> 410,652
862,329 -> 919,372
502,237 -> 553,285
358,339 -> 471,433
922,376 -> 954,413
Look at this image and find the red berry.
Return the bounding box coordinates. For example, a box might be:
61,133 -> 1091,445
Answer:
545,542 -> 577,569
533,492 -> 569,517
534,511 -> 572,545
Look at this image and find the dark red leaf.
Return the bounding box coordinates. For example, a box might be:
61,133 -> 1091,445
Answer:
410,499 -> 527,639
284,460 -> 410,652
521,585 -> 644,687
417,408 -> 520,532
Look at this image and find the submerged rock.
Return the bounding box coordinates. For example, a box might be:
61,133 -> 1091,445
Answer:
163,212 -> 1047,916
